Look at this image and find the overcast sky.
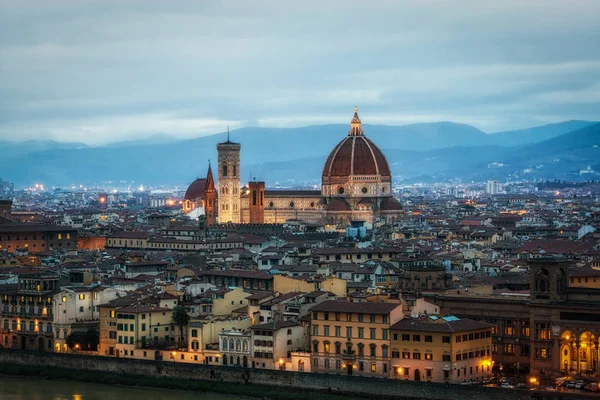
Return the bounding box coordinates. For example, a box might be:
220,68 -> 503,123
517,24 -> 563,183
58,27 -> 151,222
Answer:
1,0 -> 599,145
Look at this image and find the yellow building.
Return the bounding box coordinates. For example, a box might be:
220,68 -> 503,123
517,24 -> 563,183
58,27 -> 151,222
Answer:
569,268 -> 600,289
114,304 -> 174,359
164,317 -> 252,365
212,287 -> 251,316
273,275 -> 346,297
390,316 -> 493,383
309,300 -> 403,377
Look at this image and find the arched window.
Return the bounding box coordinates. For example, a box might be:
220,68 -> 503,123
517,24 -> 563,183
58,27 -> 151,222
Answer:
242,340 -> 248,351
236,339 -> 241,351
229,339 -> 234,350
11,320 -> 16,330
222,339 -> 228,350
287,340 -> 292,346
557,268 -> 567,293
3,320 -> 8,330
535,268 -> 551,293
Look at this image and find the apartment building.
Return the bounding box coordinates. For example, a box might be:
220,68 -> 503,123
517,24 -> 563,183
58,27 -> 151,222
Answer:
390,316 -> 493,383
309,300 -> 403,377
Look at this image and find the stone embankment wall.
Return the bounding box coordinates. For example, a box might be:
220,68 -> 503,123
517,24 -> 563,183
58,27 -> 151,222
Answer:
0,350 -> 543,400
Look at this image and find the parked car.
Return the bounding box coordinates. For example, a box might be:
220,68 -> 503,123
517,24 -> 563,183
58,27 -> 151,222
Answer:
584,383 -> 598,392
575,381 -> 586,389
566,382 -> 577,389
501,383 -> 515,389
546,386 -> 557,392
517,383 -> 527,389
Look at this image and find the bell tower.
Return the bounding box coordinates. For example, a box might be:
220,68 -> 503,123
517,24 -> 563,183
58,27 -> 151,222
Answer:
217,130 -> 241,224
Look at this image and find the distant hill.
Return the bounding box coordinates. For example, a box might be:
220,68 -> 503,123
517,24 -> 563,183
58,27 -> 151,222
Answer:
102,133 -> 177,148
1,120 -> 598,186
0,140 -> 87,158
487,120 -> 596,146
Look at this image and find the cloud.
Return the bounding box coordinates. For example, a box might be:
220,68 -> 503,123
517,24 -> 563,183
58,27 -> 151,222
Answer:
0,0 -> 599,144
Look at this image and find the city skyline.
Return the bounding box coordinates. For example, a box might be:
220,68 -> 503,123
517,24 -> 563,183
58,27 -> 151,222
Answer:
1,1 -> 600,145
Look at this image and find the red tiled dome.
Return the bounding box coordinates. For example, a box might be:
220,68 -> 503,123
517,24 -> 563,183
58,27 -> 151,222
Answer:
184,179 -> 206,200
380,197 -> 402,211
322,110 -> 391,182
326,198 -> 351,212
322,135 -> 391,178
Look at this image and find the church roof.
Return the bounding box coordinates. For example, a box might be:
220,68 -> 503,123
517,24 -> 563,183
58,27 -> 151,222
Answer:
184,179 -> 207,201
326,198 -> 351,212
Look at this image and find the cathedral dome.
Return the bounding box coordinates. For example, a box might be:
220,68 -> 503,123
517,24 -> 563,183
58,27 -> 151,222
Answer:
380,197 -> 403,211
184,178 -> 207,200
322,135 -> 390,178
322,108 -> 391,191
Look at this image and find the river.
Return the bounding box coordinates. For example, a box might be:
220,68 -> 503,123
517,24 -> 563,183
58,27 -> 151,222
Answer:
0,376 -> 248,400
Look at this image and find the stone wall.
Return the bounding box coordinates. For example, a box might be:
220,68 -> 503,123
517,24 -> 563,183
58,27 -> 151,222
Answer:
0,350 -> 535,400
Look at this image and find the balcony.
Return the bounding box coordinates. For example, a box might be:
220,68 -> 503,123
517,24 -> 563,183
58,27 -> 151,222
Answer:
342,350 -> 356,361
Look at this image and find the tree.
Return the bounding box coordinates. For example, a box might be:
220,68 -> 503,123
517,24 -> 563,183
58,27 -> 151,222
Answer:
171,305 -> 190,346
66,328 -> 99,351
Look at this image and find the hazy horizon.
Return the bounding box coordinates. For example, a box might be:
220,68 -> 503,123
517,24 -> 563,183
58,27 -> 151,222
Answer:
1,1 -> 600,146
1,119 -> 598,146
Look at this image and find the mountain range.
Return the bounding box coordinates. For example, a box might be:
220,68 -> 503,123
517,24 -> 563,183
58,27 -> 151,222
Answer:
1,120 -> 598,186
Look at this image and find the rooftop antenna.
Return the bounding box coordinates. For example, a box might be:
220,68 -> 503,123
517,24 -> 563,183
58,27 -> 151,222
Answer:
227,125 -> 230,142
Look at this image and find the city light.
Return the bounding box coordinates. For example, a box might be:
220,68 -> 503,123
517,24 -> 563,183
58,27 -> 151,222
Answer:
529,377 -> 539,385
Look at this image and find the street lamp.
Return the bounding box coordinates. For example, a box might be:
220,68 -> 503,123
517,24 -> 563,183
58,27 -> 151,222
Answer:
171,351 -> 177,373
529,377 -> 539,386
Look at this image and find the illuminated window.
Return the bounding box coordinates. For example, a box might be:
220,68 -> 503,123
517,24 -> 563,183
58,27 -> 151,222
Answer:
425,353 -> 433,360
79,294 -> 85,300
57,234 -> 62,240
62,296 -> 67,303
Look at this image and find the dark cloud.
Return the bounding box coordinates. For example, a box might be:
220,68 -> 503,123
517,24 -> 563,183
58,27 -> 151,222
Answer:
0,0 -> 599,144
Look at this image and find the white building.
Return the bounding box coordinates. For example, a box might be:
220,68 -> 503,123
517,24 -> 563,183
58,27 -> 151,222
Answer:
485,180 -> 503,195
53,286 -> 126,352
219,328 -> 252,367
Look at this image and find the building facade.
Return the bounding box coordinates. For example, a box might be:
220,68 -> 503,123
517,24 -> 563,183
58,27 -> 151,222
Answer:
309,300 -> 404,377
390,316 -> 493,383
0,271 -> 58,351
433,257 -> 600,379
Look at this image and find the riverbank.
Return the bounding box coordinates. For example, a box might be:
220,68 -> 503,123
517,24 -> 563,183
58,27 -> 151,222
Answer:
0,362 -> 393,400
0,350 -> 532,400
